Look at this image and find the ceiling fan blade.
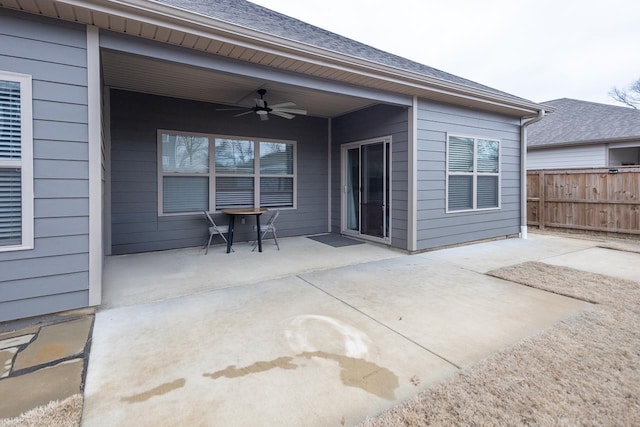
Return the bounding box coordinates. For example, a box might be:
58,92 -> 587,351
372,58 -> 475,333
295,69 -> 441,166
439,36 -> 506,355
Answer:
260,113 -> 269,121
233,110 -> 254,117
272,108 -> 307,115
270,111 -> 295,119
216,107 -> 249,111
254,98 -> 266,108
269,102 -> 296,109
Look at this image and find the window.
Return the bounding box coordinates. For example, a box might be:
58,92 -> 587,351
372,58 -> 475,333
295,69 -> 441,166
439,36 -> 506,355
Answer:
160,132 -> 210,214
446,135 -> 500,212
0,71 -> 33,251
158,131 -> 296,214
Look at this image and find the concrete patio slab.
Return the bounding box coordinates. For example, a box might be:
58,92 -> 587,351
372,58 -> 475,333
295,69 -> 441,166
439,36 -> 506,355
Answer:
301,255 -> 591,368
103,236 -> 402,309
543,246 -> 640,282
83,276 -> 458,427
420,233 -> 596,273
84,234 -> 594,427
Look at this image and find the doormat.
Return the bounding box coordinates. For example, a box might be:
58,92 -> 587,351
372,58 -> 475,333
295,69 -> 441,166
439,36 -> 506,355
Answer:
307,234 -> 364,247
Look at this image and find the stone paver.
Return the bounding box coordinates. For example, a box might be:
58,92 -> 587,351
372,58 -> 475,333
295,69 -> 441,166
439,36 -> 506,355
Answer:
0,359 -> 83,419
13,317 -> 92,371
0,316 -> 93,421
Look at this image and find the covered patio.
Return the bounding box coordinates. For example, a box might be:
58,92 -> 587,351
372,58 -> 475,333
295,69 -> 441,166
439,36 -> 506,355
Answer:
102,34 -> 412,260
102,235 -> 403,309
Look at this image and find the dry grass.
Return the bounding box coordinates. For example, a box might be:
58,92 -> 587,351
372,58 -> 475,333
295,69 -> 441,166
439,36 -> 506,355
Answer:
0,394 -> 83,427
359,261 -> 640,426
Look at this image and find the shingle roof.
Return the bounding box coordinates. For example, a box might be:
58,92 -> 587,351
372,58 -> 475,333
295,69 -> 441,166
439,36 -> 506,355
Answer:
528,98 -> 640,148
154,0 -> 528,102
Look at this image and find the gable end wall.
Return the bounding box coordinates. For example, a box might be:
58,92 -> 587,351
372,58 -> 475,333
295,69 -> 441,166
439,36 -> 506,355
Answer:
527,145 -> 607,169
416,99 -> 522,250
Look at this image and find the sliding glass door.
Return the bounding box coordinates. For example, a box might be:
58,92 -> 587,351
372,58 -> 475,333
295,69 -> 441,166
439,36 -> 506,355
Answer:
342,137 -> 390,242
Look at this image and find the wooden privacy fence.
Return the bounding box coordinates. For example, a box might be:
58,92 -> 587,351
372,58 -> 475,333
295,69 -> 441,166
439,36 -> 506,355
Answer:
527,167 -> 640,235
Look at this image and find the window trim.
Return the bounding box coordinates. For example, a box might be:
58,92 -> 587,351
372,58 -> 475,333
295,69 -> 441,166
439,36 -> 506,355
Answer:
445,133 -> 501,213
157,130 -> 297,216
0,71 -> 34,252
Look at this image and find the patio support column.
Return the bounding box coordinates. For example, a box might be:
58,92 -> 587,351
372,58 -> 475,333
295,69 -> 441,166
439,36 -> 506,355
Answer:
407,96 -> 418,252
327,118 -> 332,233
87,25 -> 103,306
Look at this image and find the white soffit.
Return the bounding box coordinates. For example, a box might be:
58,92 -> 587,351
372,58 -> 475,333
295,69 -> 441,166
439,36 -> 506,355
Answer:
101,50 -> 377,117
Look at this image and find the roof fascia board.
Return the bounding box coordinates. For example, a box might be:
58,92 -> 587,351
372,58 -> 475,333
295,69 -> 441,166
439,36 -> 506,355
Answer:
100,30 -> 413,107
60,0 -> 543,115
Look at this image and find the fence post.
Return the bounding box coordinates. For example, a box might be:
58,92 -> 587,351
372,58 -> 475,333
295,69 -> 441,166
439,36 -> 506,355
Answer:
539,170 -> 545,230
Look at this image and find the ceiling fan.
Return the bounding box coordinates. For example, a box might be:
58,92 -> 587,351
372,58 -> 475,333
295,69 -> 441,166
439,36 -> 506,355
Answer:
217,89 -> 307,121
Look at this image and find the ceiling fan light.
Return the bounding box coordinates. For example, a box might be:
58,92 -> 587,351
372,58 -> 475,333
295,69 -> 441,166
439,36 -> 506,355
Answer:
256,110 -> 268,115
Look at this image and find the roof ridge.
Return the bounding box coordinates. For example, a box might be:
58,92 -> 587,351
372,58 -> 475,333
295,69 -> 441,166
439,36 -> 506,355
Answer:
545,98 -> 640,112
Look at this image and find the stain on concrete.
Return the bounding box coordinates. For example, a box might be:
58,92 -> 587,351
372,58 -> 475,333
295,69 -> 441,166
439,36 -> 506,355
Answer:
301,351 -> 398,400
122,378 -> 186,403
204,352 -> 398,399
203,357 -> 298,379
285,315 -> 373,359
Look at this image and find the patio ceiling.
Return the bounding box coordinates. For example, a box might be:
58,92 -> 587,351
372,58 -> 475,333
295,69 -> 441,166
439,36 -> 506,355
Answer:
101,50 -> 379,118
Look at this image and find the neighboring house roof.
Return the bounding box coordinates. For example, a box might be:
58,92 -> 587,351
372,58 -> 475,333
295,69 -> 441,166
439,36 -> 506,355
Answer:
155,0 -> 529,103
528,98 -> 640,149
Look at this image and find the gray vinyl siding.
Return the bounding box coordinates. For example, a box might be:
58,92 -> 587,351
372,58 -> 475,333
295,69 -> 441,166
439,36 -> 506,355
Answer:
527,145 -> 607,169
416,99 -> 521,250
0,10 -> 89,322
110,89 -> 328,255
331,104 -> 409,250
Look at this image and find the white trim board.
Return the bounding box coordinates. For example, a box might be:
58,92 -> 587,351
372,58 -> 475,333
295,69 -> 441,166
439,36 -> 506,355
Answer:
87,25 -> 103,306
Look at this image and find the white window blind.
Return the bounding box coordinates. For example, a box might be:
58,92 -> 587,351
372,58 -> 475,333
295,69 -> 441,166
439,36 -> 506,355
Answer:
0,80 -> 21,160
0,73 -> 32,250
447,137 -> 473,172
477,176 -> 498,208
260,177 -> 294,207
447,175 -> 473,211
0,169 -> 21,245
162,176 -> 209,213
215,176 -> 254,208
